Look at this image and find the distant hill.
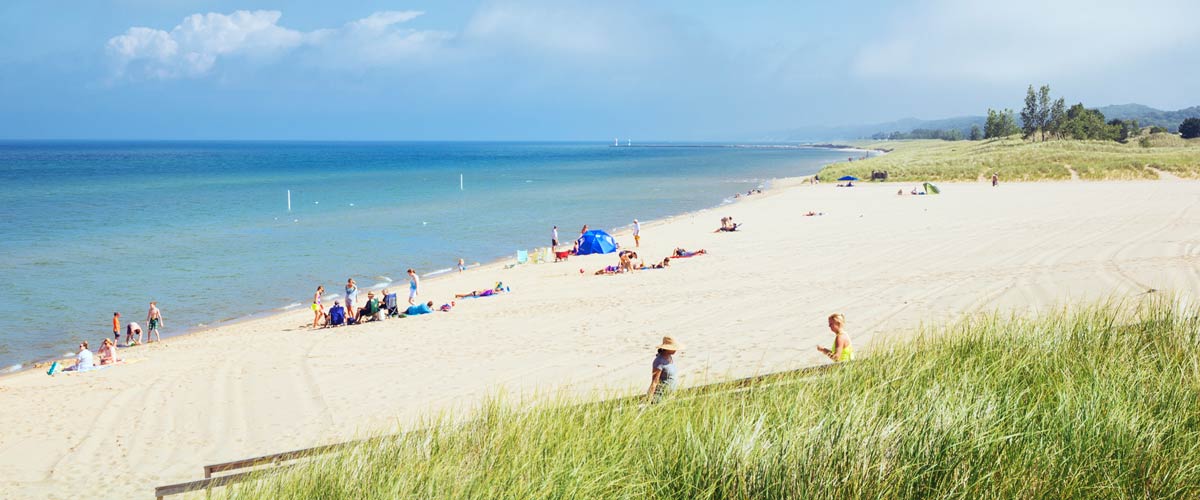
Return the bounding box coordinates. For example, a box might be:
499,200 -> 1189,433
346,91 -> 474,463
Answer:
773,115 -> 985,142
774,104 -> 1199,141
1096,104 -> 1200,131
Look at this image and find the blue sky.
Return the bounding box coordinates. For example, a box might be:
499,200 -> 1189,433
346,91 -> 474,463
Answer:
2,0 -> 1198,140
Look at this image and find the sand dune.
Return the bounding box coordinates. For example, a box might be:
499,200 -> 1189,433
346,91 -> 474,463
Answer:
2,178 -> 1198,499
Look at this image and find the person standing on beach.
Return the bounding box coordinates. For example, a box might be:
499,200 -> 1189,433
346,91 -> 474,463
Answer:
146,302 -> 164,343
407,269 -> 420,305
345,278 -> 359,322
646,336 -> 681,403
816,313 -> 853,362
992,173 -> 999,187
552,225 -> 559,249
111,312 -> 120,342
311,286 -> 325,328
633,219 -> 641,248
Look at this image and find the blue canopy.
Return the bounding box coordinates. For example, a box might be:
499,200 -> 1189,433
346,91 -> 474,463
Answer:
838,175 -> 859,181
576,230 -> 618,255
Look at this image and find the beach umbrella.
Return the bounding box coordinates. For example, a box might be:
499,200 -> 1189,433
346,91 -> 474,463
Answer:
838,175 -> 859,181
575,230 -> 618,255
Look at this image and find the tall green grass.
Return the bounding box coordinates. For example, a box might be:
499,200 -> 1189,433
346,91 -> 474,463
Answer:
221,300 -> 1200,499
820,137 -> 1200,181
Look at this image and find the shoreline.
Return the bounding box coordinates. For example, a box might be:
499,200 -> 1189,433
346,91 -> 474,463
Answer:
0,175 -> 790,378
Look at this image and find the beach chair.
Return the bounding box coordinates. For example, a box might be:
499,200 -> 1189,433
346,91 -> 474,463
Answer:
529,248 -> 544,264
384,293 -> 400,318
516,250 -> 529,265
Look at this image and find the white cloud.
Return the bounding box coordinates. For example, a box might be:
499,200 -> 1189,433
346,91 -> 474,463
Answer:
105,10 -> 443,80
853,0 -> 1200,83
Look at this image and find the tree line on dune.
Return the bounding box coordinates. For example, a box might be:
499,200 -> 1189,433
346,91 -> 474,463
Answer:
873,85 -> 1200,142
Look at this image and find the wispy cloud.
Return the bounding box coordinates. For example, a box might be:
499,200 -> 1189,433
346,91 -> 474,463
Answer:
105,10 -> 443,80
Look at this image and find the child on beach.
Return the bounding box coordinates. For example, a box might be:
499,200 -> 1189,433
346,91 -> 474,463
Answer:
633,219 -> 640,247
112,312 -> 120,342
646,336 -> 681,403
816,313 -> 854,362
146,302 -> 163,343
311,286 -> 326,328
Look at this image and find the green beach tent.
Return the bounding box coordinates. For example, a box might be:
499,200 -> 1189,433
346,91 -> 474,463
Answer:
923,182 -> 940,195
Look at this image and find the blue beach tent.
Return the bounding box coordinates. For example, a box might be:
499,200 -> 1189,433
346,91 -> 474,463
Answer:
838,175 -> 860,181
575,230 -> 618,255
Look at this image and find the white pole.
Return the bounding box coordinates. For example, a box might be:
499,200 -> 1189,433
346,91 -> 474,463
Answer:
460,174 -> 464,191
287,190 -> 291,212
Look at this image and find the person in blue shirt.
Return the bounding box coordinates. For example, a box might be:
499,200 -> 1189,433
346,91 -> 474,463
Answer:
405,300 -> 434,316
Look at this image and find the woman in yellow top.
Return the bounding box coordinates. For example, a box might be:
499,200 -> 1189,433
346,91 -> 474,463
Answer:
816,313 -> 853,362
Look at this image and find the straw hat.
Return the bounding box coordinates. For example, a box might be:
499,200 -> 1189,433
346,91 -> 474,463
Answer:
657,336 -> 681,352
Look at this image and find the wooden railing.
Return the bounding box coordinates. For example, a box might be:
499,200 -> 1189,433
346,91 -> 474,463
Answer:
154,362 -> 842,498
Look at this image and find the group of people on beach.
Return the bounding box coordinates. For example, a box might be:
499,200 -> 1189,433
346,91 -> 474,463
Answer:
55,302 -> 164,374
310,270 -> 514,329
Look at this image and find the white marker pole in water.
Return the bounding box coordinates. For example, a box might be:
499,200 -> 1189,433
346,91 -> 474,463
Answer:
460,174 -> 464,191
287,190 -> 292,212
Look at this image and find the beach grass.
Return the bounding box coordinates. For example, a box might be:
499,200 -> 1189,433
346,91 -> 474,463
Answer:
217,298 -> 1200,499
819,136 -> 1200,182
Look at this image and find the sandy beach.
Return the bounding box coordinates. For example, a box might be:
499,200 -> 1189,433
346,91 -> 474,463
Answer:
2,177 -> 1198,499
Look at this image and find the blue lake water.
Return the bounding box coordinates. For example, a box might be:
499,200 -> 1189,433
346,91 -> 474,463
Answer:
0,141 -> 857,370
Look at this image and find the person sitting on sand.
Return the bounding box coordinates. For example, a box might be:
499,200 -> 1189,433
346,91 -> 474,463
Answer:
716,217 -> 741,232
98,338 -> 120,365
646,336 -> 681,403
65,341 -> 94,372
672,248 -> 707,258
439,302 -> 455,312
328,301 -> 346,327
125,321 -> 142,346
816,313 -> 854,362
455,283 -> 506,298
405,301 -> 435,316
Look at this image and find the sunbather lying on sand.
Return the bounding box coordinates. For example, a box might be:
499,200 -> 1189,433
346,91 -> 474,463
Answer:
595,265 -> 623,275
405,301 -> 435,316
716,217 -> 741,232
672,248 -> 707,258
456,283 -> 507,298
640,257 -> 671,269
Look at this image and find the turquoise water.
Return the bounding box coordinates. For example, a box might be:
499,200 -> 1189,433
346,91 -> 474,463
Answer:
0,141 -> 854,369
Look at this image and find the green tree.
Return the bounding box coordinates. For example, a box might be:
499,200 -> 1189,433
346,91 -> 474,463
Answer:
1181,118 -> 1200,139
969,124 -> 982,141
1020,85 -> 1038,139
1036,85 -> 1052,141
1062,104 -> 1111,140
1048,98 -> 1066,140
1149,126 -> 1169,134
985,108 -> 1020,139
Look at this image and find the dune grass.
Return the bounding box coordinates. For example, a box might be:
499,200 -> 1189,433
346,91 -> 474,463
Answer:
216,299 -> 1200,499
819,136 -> 1200,182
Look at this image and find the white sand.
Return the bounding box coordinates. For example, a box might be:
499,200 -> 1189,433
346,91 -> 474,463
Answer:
2,178 -> 1198,499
